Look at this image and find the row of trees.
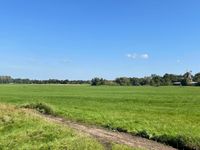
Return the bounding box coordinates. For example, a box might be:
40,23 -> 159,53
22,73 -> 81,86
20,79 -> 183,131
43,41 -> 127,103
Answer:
91,72 -> 200,86
1,72 -> 200,86
0,76 -> 90,84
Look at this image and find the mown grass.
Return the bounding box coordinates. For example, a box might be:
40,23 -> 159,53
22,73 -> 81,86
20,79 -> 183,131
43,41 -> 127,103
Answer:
0,104 -> 137,150
0,85 -> 199,149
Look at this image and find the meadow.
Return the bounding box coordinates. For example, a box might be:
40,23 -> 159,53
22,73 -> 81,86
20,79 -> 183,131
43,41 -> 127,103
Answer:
0,85 -> 199,149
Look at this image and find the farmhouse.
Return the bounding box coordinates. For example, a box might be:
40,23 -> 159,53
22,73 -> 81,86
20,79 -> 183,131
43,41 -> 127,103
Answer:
173,71 -> 197,86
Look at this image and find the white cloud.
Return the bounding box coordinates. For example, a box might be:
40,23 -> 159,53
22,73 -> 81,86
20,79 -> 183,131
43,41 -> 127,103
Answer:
127,54 -> 132,58
126,53 -> 149,60
126,53 -> 137,59
140,54 -> 149,59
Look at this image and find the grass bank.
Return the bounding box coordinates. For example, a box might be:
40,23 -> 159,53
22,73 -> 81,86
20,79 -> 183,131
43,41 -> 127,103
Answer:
0,104 -> 136,150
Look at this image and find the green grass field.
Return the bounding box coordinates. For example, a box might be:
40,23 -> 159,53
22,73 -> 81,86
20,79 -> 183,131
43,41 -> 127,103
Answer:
0,104 -> 136,150
0,85 -> 200,149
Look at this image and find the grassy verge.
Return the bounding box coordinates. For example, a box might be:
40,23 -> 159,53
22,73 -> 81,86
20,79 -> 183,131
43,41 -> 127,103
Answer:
0,104 -> 137,150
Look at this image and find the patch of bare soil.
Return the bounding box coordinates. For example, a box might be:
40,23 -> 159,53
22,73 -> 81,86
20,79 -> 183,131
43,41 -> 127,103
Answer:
42,114 -> 177,150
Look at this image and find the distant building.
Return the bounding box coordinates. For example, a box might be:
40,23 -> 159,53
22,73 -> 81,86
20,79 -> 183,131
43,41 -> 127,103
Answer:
173,82 -> 181,86
186,71 -> 197,85
173,71 -> 197,86
188,81 -> 198,85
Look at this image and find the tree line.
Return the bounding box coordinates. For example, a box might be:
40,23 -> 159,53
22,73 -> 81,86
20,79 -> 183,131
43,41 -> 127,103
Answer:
0,76 -> 90,84
1,72 -> 200,86
91,72 -> 200,86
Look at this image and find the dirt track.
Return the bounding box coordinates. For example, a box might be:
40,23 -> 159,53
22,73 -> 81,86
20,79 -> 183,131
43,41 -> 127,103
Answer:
42,114 -> 177,150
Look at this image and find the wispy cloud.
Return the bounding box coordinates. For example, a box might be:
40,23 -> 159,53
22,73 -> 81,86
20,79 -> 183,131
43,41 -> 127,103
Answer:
140,54 -> 149,59
126,53 -> 149,60
126,53 -> 137,59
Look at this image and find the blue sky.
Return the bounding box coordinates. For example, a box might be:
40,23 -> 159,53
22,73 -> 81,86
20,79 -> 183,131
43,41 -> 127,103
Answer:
0,0 -> 200,80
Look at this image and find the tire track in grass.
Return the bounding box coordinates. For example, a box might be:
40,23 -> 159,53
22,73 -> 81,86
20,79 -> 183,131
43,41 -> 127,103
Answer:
42,114 -> 177,150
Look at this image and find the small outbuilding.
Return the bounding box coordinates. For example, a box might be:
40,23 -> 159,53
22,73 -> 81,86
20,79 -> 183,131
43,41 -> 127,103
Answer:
173,82 -> 182,86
